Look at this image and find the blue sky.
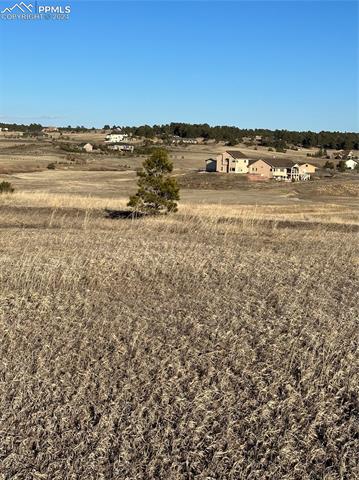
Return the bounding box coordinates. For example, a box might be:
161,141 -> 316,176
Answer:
0,1 -> 358,131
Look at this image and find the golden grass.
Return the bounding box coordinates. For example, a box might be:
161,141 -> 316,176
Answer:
2,191 -> 358,226
0,194 -> 358,478
0,191 -> 128,210
314,182 -> 359,197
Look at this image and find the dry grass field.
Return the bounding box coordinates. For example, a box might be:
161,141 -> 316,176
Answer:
0,188 -> 358,479
1,135 -> 359,478
0,132 -> 331,177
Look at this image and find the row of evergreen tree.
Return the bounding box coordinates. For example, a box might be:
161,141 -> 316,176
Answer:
1,122 -> 358,150
120,123 -> 359,150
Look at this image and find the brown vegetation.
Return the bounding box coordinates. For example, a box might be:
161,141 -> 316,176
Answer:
0,195 -> 358,479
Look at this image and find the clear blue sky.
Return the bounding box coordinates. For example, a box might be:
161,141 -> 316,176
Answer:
0,1 -> 358,131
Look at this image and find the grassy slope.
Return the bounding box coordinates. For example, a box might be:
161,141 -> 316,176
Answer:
0,201 -> 358,479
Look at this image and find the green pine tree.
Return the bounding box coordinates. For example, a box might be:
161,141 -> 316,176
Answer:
128,149 -> 180,214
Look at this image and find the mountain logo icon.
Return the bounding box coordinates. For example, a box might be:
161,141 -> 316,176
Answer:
1,2 -> 33,13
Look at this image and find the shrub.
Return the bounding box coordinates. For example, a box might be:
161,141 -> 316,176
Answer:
47,163 -> 56,170
0,181 -> 14,194
337,160 -> 347,172
324,161 -> 334,170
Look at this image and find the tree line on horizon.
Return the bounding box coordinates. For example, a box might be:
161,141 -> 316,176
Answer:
120,123 -> 359,151
1,122 -> 358,150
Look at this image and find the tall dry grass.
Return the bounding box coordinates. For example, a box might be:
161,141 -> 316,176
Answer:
0,195 -> 358,479
1,191 -> 358,226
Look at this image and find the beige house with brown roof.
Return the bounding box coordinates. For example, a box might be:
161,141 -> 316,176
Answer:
297,162 -> 317,175
216,150 -> 251,173
249,158 -> 300,180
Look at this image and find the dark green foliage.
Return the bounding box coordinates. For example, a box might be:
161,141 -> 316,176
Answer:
324,161 -> 335,170
128,149 -> 180,214
0,122 -> 42,132
134,145 -> 165,156
308,148 -> 327,158
58,143 -> 82,153
0,181 -> 14,194
337,161 -> 347,172
47,163 -> 56,170
225,136 -> 239,146
120,123 -> 359,151
1,122 -> 358,150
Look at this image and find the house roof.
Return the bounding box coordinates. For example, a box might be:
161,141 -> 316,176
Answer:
225,150 -> 248,159
298,162 -> 317,167
253,158 -> 296,168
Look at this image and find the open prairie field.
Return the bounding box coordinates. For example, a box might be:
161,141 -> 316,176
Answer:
0,136 -> 358,202
0,189 -> 358,479
0,134 -> 330,176
1,136 -> 359,478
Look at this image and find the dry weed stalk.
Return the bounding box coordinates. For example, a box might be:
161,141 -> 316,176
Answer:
0,194 -> 358,478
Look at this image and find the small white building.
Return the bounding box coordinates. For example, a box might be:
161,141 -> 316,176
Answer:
82,143 -> 93,152
108,144 -> 134,153
345,159 -> 358,170
171,136 -> 198,144
105,133 -> 128,143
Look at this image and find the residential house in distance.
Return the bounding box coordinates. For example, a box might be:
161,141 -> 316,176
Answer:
216,150 -> 252,173
249,158 -> 300,181
297,162 -> 317,174
297,162 -> 317,176
42,126 -> 59,133
108,144 -> 134,153
105,133 -> 128,143
82,143 -> 93,152
206,154 -> 317,180
345,158 -> 358,170
0,127 -> 9,132
334,150 -> 358,161
171,136 -> 198,144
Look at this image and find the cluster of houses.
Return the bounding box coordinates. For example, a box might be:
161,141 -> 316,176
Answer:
104,133 -> 134,153
105,133 -> 128,143
42,126 -> 59,133
333,150 -> 358,169
171,136 -> 198,145
206,150 -> 318,181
